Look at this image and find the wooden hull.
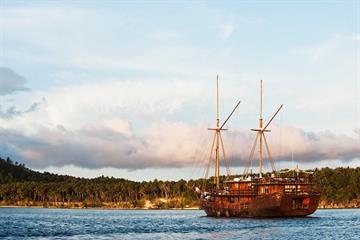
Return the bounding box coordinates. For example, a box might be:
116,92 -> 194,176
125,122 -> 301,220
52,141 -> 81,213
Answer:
200,192 -> 321,218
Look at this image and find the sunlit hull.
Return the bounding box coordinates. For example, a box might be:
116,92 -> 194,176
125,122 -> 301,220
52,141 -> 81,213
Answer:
199,191 -> 320,218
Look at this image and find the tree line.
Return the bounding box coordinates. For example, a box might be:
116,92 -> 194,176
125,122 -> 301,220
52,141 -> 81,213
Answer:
1,157 -> 360,208
0,157 -> 199,208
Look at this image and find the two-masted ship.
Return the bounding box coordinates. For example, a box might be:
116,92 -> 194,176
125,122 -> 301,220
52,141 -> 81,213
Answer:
195,77 -> 321,217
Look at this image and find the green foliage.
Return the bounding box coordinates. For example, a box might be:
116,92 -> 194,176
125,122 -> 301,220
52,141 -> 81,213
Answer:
1,157 -> 359,208
314,167 -> 360,204
0,157 -> 199,208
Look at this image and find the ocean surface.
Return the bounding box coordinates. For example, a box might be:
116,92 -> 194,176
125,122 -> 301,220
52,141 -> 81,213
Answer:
0,208 -> 359,240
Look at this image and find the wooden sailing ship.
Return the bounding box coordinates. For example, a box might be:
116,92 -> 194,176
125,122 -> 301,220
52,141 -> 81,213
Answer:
195,77 -> 321,217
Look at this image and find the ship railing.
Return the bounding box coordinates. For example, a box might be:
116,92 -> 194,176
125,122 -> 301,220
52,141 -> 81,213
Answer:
210,189 -> 257,196
228,190 -> 257,196
254,178 -> 314,185
284,189 -> 320,194
283,189 -> 311,195
227,177 -> 315,186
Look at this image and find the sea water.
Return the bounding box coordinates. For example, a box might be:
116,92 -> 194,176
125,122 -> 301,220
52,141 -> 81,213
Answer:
0,208 -> 359,239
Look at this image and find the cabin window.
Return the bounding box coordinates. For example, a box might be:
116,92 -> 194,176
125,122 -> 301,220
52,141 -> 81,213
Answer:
261,187 -> 269,194
285,185 -> 296,192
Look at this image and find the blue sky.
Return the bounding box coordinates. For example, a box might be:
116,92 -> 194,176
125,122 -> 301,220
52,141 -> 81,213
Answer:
0,1 -> 359,180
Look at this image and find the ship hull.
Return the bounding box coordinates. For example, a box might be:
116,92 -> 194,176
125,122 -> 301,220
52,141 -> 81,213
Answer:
200,192 -> 321,218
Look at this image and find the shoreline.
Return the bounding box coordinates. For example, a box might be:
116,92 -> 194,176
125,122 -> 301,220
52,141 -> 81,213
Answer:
0,205 -> 200,210
0,205 -> 359,210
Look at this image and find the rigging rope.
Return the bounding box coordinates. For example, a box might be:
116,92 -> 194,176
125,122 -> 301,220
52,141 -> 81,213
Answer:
244,133 -> 258,176
219,132 -> 231,177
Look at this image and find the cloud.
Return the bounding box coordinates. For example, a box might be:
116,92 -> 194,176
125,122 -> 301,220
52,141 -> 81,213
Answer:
222,126 -> 360,170
0,67 -> 29,95
355,128 -> 360,137
0,77 -> 357,171
219,23 -> 236,40
0,121 -> 359,171
0,100 -> 42,119
272,127 -> 360,163
217,17 -> 264,41
0,78 -> 212,169
0,121 -> 205,169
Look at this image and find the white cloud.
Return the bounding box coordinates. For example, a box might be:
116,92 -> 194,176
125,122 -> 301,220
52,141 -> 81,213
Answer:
0,75 -> 357,171
219,23 -> 236,40
0,118 -> 359,171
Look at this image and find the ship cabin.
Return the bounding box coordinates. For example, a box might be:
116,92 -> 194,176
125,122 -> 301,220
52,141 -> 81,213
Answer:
224,176 -> 316,196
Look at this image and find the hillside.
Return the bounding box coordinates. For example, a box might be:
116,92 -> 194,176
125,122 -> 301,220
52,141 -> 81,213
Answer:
1,157 -> 360,208
0,157 -> 199,209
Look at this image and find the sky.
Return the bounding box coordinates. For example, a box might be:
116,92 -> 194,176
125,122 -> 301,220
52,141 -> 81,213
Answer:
0,0 -> 359,181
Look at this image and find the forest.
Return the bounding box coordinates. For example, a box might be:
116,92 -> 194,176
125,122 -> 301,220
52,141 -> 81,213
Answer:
1,157 -> 360,209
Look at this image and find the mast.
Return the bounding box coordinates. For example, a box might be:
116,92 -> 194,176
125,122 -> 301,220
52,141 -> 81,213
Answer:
259,80 -> 263,177
215,75 -> 220,187
250,80 -> 283,178
205,75 -> 241,189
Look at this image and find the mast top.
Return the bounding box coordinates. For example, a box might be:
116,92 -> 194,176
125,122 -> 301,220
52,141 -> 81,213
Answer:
260,79 -> 263,122
216,74 -> 220,127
